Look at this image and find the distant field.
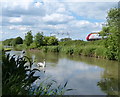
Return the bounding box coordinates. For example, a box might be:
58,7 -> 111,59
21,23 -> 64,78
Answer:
0,41 -> 3,50
0,41 -> 12,51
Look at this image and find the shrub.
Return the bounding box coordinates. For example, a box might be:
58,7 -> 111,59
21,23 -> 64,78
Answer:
82,46 -> 96,57
74,47 -> 83,55
95,46 -> 107,58
66,48 -> 74,55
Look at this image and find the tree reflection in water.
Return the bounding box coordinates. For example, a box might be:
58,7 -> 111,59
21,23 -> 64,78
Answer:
97,77 -> 118,95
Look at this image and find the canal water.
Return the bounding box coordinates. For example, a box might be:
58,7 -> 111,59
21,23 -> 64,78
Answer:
6,50 -> 119,95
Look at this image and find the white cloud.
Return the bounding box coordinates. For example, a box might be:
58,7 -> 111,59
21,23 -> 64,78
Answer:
9,17 -> 23,23
43,13 -> 74,24
69,20 -> 102,30
57,8 -> 66,13
9,25 -> 27,31
34,2 -> 42,8
74,20 -> 90,27
2,0 -> 34,9
66,2 -> 117,20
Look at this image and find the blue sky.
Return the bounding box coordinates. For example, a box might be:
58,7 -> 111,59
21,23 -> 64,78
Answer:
0,0 -> 118,41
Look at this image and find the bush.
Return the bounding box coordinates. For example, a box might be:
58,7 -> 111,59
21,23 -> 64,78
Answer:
66,48 -> 74,55
82,46 -> 96,57
95,46 -> 107,58
74,47 -> 83,55
41,46 -> 48,52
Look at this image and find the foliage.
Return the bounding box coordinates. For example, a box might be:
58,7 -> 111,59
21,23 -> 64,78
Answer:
3,38 -> 14,46
3,37 -> 23,46
13,44 -> 28,51
82,46 -> 96,57
15,37 -> 23,44
43,36 -> 58,46
43,36 -> 50,46
2,53 -> 38,95
34,32 -> 44,47
2,52 -> 72,95
0,42 -> 3,51
24,31 -> 33,46
12,37 -> 23,46
100,8 -> 120,61
41,43 -> 107,59
47,36 -> 58,46
59,40 -> 86,46
29,42 -> 37,49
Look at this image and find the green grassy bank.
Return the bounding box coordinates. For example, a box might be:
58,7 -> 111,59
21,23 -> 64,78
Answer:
38,40 -> 108,60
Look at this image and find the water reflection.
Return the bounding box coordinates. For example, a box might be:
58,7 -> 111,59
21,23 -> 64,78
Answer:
97,61 -> 118,95
26,50 -> 59,66
6,50 -> 119,95
97,78 -> 118,95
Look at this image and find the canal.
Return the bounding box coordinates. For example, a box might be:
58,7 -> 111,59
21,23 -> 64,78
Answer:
6,50 -> 119,95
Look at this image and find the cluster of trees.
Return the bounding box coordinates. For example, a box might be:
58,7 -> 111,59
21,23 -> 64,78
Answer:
100,8 -> 120,61
3,31 -> 60,48
24,31 -> 58,48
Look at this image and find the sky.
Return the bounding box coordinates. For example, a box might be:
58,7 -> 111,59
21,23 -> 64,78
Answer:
0,0 -> 119,41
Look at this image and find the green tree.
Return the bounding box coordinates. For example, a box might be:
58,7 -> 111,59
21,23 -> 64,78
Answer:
43,36 -> 50,46
24,31 -> 33,46
34,32 -> 44,47
101,8 -> 120,61
48,36 -> 58,45
15,37 -> 23,44
12,37 -> 23,46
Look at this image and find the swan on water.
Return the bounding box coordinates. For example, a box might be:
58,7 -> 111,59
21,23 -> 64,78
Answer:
37,59 -> 46,68
22,50 -> 25,54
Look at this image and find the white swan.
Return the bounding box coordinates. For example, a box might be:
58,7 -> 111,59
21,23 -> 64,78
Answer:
22,50 -> 25,54
37,59 -> 46,68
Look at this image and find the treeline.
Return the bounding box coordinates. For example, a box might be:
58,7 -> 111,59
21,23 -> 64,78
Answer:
3,31 -> 73,49
3,31 -> 61,49
3,37 -> 23,46
24,31 -> 59,48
